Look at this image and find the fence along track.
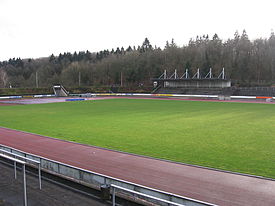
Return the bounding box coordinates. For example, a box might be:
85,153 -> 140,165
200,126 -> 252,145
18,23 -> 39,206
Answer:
0,144 -> 216,206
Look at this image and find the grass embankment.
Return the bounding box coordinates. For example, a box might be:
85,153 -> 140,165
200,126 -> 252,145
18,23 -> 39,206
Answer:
0,99 -> 275,178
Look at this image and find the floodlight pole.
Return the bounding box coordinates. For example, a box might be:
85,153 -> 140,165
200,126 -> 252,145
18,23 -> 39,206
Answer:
164,70 -> 167,88
78,72 -> 81,87
36,72 -> 38,88
120,72 -> 123,87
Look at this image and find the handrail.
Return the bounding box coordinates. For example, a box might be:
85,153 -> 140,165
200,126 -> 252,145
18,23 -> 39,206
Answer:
0,153 -> 26,164
0,149 -> 40,164
0,153 -> 28,206
0,148 -> 42,189
151,85 -> 162,94
110,184 -> 185,206
0,143 -> 216,206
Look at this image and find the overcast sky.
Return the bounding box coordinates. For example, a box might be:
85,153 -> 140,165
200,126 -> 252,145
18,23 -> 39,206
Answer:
0,0 -> 275,61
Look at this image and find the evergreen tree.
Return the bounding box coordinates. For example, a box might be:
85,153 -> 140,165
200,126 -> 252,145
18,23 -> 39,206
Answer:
126,46 -> 133,52
49,54 -> 55,62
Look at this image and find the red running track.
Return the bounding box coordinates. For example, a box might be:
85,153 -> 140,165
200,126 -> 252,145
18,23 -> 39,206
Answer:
1,96 -> 275,105
0,127 -> 275,206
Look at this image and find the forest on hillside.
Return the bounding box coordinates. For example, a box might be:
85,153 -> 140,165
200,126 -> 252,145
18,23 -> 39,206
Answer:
1,30 -> 275,89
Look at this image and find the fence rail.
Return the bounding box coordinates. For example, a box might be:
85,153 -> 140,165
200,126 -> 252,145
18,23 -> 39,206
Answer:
0,153 -> 28,206
0,148 -> 42,189
0,144 -> 216,206
110,184 -> 185,206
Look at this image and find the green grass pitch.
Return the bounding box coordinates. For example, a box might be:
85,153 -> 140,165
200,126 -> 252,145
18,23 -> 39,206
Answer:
0,98 -> 275,178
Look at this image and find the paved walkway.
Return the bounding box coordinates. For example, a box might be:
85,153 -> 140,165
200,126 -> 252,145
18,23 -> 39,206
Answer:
0,127 -> 275,206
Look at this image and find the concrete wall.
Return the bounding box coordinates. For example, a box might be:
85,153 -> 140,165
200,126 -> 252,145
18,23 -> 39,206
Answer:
164,79 -> 231,88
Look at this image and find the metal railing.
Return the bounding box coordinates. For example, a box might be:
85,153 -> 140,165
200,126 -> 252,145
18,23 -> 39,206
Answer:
110,184 -> 185,206
0,148 -> 42,189
0,153 -> 28,206
0,144 -> 216,206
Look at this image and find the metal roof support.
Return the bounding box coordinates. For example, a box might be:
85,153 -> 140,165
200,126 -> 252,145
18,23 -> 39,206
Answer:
169,69 -> 178,79
192,68 -> 200,79
186,69 -> 189,79
180,69 -> 189,79
205,68 -> 213,79
158,70 -> 165,79
218,68 -> 226,79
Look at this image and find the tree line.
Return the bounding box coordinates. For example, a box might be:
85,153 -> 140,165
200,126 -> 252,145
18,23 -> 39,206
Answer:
1,31 -> 275,89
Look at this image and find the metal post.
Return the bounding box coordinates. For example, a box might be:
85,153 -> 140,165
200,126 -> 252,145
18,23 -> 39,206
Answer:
222,68 -> 225,79
185,69 -> 188,78
120,72 -> 123,87
164,70 -> 167,88
174,69 -> 177,79
38,163 -> 41,189
23,164 -> 27,206
197,68 -> 200,79
112,187 -> 116,206
14,161 -> 17,179
78,72 -> 81,87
